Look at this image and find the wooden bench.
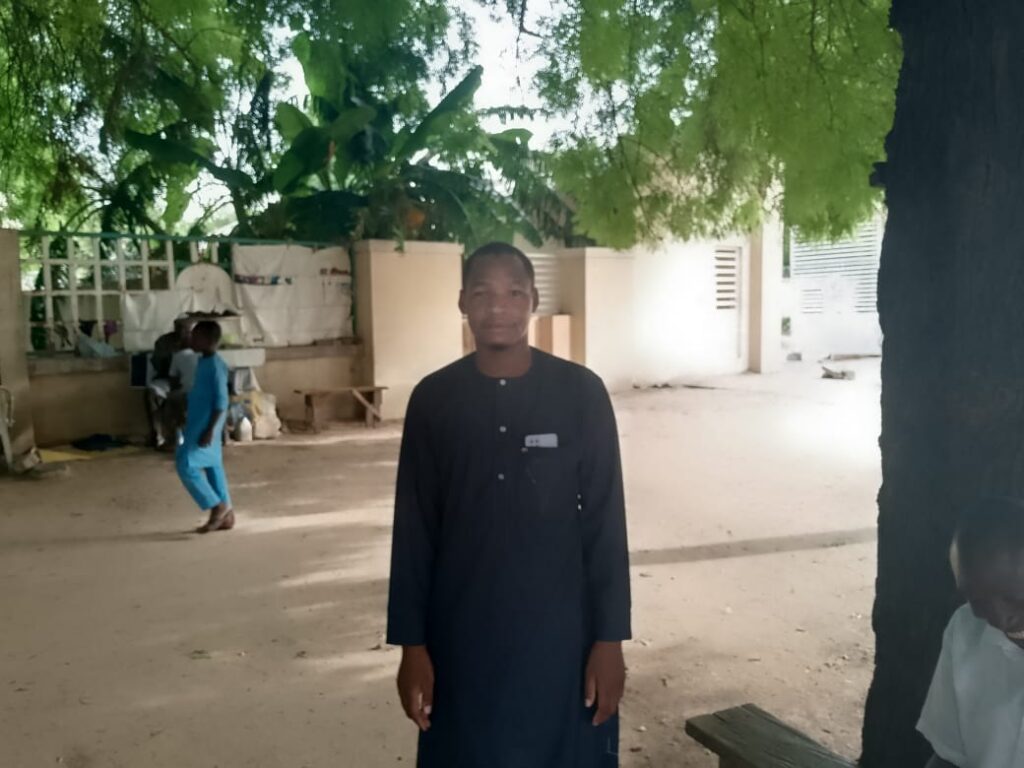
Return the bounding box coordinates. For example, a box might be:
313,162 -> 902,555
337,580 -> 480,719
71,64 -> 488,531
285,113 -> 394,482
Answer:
685,704 -> 855,768
294,386 -> 387,431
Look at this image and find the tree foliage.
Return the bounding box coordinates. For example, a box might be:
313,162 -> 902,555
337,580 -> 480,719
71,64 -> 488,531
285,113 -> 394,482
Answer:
125,32 -> 572,248
0,0 -> 471,234
512,0 -> 900,247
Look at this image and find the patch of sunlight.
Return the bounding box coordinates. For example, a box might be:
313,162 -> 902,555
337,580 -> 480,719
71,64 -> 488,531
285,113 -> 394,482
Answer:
303,650 -> 396,682
133,686 -> 219,711
274,428 -> 402,448
782,388 -> 880,465
233,480 -> 275,490
279,566 -> 367,588
284,600 -> 345,615
240,509 -> 372,534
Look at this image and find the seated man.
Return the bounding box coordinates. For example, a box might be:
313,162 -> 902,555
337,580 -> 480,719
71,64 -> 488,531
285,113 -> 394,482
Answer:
146,316 -> 193,449
165,342 -> 199,432
918,497 -> 1024,768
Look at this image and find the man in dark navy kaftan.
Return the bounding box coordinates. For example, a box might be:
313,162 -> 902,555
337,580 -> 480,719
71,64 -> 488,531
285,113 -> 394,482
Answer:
387,243 -> 631,768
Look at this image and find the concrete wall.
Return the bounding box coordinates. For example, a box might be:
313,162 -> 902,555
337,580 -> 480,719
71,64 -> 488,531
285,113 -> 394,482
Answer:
578,248 -> 635,391
354,240 -> 463,419
629,236 -> 752,384
783,279 -> 883,359
0,229 -> 36,459
29,362 -> 149,447
27,345 -> 364,446
558,254 -> 587,365
256,345 -> 363,423
786,215 -> 883,359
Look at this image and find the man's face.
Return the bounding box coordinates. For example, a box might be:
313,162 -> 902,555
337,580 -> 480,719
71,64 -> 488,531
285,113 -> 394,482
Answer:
459,255 -> 538,350
959,548 -> 1024,648
175,320 -> 193,344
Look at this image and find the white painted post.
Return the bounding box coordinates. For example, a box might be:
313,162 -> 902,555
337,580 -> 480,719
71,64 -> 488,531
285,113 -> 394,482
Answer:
141,240 -> 151,291
166,241 -> 176,284
748,216 -> 785,374
92,236 -> 103,326
0,229 -> 37,462
41,236 -> 54,348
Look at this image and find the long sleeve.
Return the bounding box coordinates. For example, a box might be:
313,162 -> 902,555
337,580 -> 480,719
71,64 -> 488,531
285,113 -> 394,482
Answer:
917,616 -> 968,767
213,358 -> 229,411
579,373 -> 632,642
386,385 -> 441,646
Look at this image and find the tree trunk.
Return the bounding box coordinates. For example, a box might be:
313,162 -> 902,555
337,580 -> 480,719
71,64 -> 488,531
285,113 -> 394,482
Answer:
863,1 -> 1024,765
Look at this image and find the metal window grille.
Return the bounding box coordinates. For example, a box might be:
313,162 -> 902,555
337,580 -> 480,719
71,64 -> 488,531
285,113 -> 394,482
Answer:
790,218 -> 882,315
17,233 -> 244,352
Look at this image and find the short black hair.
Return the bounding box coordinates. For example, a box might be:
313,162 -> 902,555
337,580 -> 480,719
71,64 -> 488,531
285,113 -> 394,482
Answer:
462,241 -> 535,286
955,496 -> 1024,575
192,320 -> 222,344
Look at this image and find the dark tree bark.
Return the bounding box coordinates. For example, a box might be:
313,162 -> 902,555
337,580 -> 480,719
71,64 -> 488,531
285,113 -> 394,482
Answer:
863,1 -> 1024,765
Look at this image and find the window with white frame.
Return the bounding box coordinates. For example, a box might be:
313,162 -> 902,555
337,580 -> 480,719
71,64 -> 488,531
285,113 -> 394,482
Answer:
20,234 -> 226,353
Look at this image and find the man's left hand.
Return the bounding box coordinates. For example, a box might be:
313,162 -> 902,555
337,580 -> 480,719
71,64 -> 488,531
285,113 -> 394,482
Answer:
584,640 -> 625,726
198,428 -> 214,447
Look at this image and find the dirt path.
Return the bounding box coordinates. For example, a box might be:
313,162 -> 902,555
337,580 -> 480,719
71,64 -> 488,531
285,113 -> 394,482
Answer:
0,360 -> 881,767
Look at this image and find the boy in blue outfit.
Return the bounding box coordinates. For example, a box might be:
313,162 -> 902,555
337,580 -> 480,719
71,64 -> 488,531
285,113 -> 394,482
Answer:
176,320 -> 234,533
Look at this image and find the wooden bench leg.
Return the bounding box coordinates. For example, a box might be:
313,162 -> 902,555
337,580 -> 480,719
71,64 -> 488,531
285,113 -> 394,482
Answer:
305,394 -> 330,433
371,389 -> 383,428
352,390 -> 382,429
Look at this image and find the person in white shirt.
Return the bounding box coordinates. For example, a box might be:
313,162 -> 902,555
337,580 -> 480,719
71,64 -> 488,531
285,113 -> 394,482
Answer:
918,497 -> 1024,768
169,347 -> 199,394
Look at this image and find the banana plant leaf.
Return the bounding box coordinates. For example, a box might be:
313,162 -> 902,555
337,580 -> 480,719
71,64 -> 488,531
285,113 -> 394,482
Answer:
124,130 -> 257,191
275,103 -> 313,143
391,66 -> 483,164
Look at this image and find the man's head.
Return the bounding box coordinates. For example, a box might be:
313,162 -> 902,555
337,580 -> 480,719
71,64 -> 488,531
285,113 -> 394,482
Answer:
173,316 -> 195,345
459,242 -> 539,351
190,320 -> 222,356
954,497 -> 1024,646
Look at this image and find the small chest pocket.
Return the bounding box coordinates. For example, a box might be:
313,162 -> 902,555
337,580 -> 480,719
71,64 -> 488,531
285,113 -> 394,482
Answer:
521,446 -> 578,507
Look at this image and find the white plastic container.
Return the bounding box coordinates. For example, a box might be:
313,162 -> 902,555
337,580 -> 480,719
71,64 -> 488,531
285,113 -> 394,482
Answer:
234,416 -> 254,443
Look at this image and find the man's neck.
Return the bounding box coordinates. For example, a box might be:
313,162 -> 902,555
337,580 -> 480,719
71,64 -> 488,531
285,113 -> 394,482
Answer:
474,341 -> 532,378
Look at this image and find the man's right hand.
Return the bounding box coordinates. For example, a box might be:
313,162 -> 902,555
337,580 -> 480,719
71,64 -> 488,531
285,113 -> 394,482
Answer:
397,645 -> 434,731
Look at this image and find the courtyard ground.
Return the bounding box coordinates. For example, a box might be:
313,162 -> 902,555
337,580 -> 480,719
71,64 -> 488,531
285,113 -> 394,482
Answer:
0,359 -> 882,768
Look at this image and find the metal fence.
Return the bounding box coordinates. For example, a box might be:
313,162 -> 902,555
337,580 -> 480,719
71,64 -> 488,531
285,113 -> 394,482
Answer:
18,231 -> 340,353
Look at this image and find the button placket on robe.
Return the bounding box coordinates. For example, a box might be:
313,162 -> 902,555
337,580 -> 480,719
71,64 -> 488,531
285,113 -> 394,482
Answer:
495,378 -> 512,483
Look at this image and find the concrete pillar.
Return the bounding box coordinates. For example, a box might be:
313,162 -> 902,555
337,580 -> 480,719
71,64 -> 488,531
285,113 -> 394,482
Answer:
354,239 -> 463,420
558,248 -> 636,391
0,229 -> 37,462
748,217 -> 785,374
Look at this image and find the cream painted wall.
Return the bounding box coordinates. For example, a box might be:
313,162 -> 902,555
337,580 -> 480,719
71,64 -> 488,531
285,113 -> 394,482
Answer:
629,236 -> 752,384
28,348 -> 364,446
557,251 -> 587,365
782,279 -> 883,359
580,248 -> 635,391
354,240 -> 464,419
0,229 -> 36,457
30,368 -> 149,447
748,217 -> 785,373
258,353 -> 362,423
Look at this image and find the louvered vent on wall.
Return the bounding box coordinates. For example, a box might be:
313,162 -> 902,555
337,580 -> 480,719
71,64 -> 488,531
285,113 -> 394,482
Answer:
528,252 -> 562,315
715,248 -> 740,310
790,218 -> 882,314
800,287 -> 825,314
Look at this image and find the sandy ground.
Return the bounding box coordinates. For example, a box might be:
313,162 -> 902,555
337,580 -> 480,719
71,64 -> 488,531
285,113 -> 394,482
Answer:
0,359 -> 882,768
